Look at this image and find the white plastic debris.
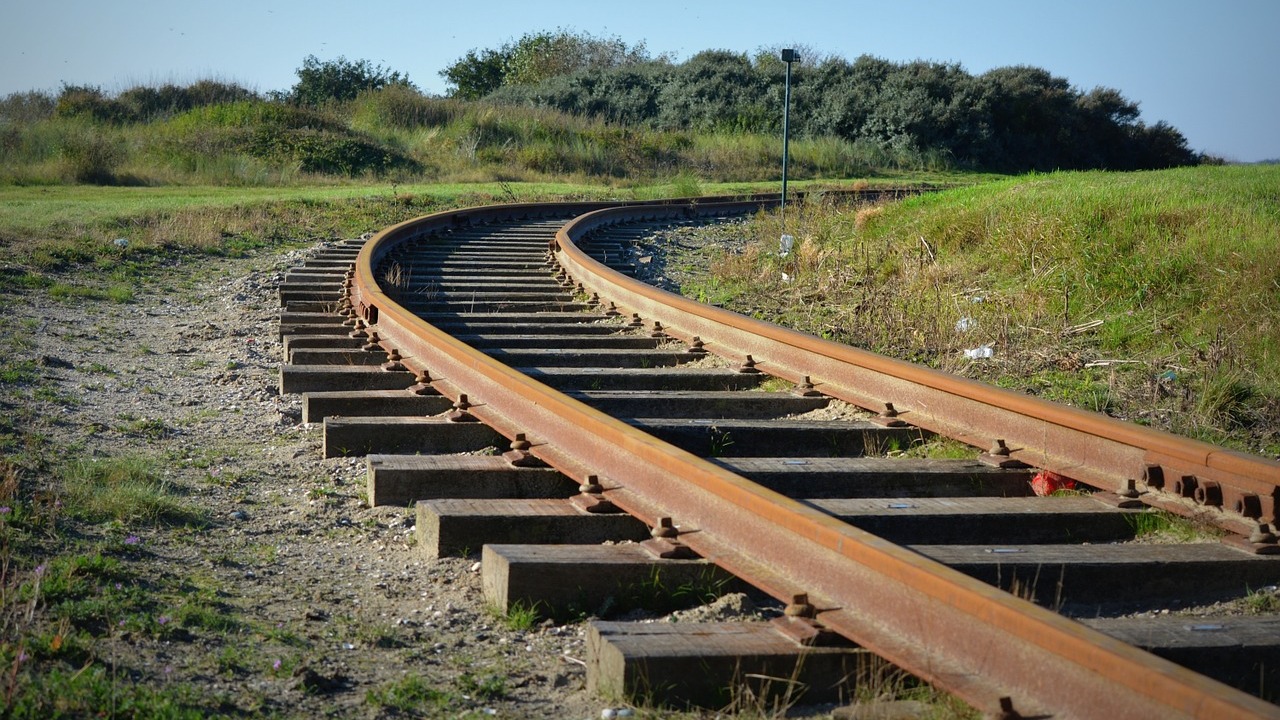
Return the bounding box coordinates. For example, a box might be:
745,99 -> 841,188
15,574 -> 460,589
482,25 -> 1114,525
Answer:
963,346 -> 994,359
954,317 -> 975,332
113,238 -> 129,248
781,272 -> 791,284
779,234 -> 794,257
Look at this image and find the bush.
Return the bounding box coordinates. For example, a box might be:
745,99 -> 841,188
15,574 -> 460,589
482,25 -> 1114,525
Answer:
59,125 -> 125,183
54,85 -> 128,123
288,55 -> 416,107
352,86 -> 461,129
0,91 -> 56,125
248,125 -> 419,175
117,80 -> 257,121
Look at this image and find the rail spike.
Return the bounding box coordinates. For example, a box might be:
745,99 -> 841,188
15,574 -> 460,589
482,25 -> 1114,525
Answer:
569,474 -> 619,514
447,394 -> 478,423
502,432 -> 544,468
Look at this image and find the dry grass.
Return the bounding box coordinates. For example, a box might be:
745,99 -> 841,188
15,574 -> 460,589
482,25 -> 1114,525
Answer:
679,166 -> 1280,455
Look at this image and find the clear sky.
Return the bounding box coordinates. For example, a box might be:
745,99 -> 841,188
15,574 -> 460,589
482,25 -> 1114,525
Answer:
3,0 -> 1277,161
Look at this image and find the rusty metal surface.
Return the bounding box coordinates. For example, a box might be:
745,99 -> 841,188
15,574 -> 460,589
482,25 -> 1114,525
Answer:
351,201 -> 1280,719
553,203 -> 1280,532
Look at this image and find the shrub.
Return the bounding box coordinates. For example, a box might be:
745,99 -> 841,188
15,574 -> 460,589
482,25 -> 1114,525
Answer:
352,86 -> 461,129
59,124 -> 125,183
0,90 -> 56,125
117,81 -> 257,121
288,55 -> 416,107
54,85 -> 128,123
248,125 -> 418,176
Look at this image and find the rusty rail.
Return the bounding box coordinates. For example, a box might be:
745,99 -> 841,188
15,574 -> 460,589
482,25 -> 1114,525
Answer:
554,203 -> 1280,534
351,199 -> 1280,719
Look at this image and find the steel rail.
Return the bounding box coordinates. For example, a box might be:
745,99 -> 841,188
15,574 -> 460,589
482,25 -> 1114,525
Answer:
351,201 -> 1280,719
554,204 -> 1280,532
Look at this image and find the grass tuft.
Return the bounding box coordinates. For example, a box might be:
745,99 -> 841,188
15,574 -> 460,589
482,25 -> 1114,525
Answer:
60,456 -> 207,527
366,674 -> 450,713
1126,510 -> 1223,543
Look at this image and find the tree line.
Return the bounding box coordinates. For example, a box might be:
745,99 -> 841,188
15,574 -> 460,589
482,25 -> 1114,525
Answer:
441,32 -> 1202,172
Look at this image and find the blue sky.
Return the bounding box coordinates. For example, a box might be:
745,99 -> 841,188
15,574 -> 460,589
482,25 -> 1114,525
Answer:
3,0 -> 1277,161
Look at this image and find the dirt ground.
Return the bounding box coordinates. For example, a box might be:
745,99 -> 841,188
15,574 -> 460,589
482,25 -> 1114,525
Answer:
6,242 -> 629,718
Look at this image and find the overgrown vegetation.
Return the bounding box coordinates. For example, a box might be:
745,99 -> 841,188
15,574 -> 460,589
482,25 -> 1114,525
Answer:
0,451 -> 233,716
677,165 -> 1280,454
452,39 -> 1202,171
2,37 -> 1206,192
1,77 -> 949,188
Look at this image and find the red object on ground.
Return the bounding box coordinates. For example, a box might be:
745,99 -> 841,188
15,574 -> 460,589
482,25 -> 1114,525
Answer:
1031,471 -> 1075,496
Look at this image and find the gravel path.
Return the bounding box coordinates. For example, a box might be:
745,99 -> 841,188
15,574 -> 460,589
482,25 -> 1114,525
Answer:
10,243 -> 608,718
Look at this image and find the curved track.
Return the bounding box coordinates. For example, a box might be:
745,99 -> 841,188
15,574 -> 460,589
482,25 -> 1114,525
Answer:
286,195 -> 1280,718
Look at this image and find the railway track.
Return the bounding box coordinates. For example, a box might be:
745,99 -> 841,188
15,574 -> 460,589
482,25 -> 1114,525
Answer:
279,195 -> 1280,718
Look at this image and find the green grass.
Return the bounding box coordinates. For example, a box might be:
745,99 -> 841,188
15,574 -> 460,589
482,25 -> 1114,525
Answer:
1243,587 -> 1280,614
366,674 -> 451,713
60,455 -> 207,526
690,165 -> 1280,454
1125,510 -> 1225,543
492,600 -> 541,631
1,665 -> 213,720
0,358 -> 39,385
901,437 -> 978,460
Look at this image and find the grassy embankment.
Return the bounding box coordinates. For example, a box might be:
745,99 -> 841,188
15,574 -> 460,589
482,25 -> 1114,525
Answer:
2,86 -> 965,188
684,164 -> 1280,455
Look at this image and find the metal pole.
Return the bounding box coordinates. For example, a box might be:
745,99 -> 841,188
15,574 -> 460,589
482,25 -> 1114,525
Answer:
781,49 -> 794,228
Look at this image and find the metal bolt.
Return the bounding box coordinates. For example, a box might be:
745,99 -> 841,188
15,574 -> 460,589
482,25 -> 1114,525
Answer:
448,394 -> 478,422
792,376 -> 823,397
737,355 -> 761,374
1117,478 -> 1140,499
1193,481 -> 1222,507
409,370 -> 438,395
628,313 -> 643,328
381,348 -> 406,372
686,337 -> 706,354
988,439 -> 1010,457
650,517 -> 678,539
1173,475 -> 1198,498
579,474 -> 604,494
650,322 -> 666,338
783,593 -> 814,618
503,432 -> 542,468
1249,523 -> 1277,544
362,331 -> 382,352
1235,494 -> 1263,519
873,401 -> 907,427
